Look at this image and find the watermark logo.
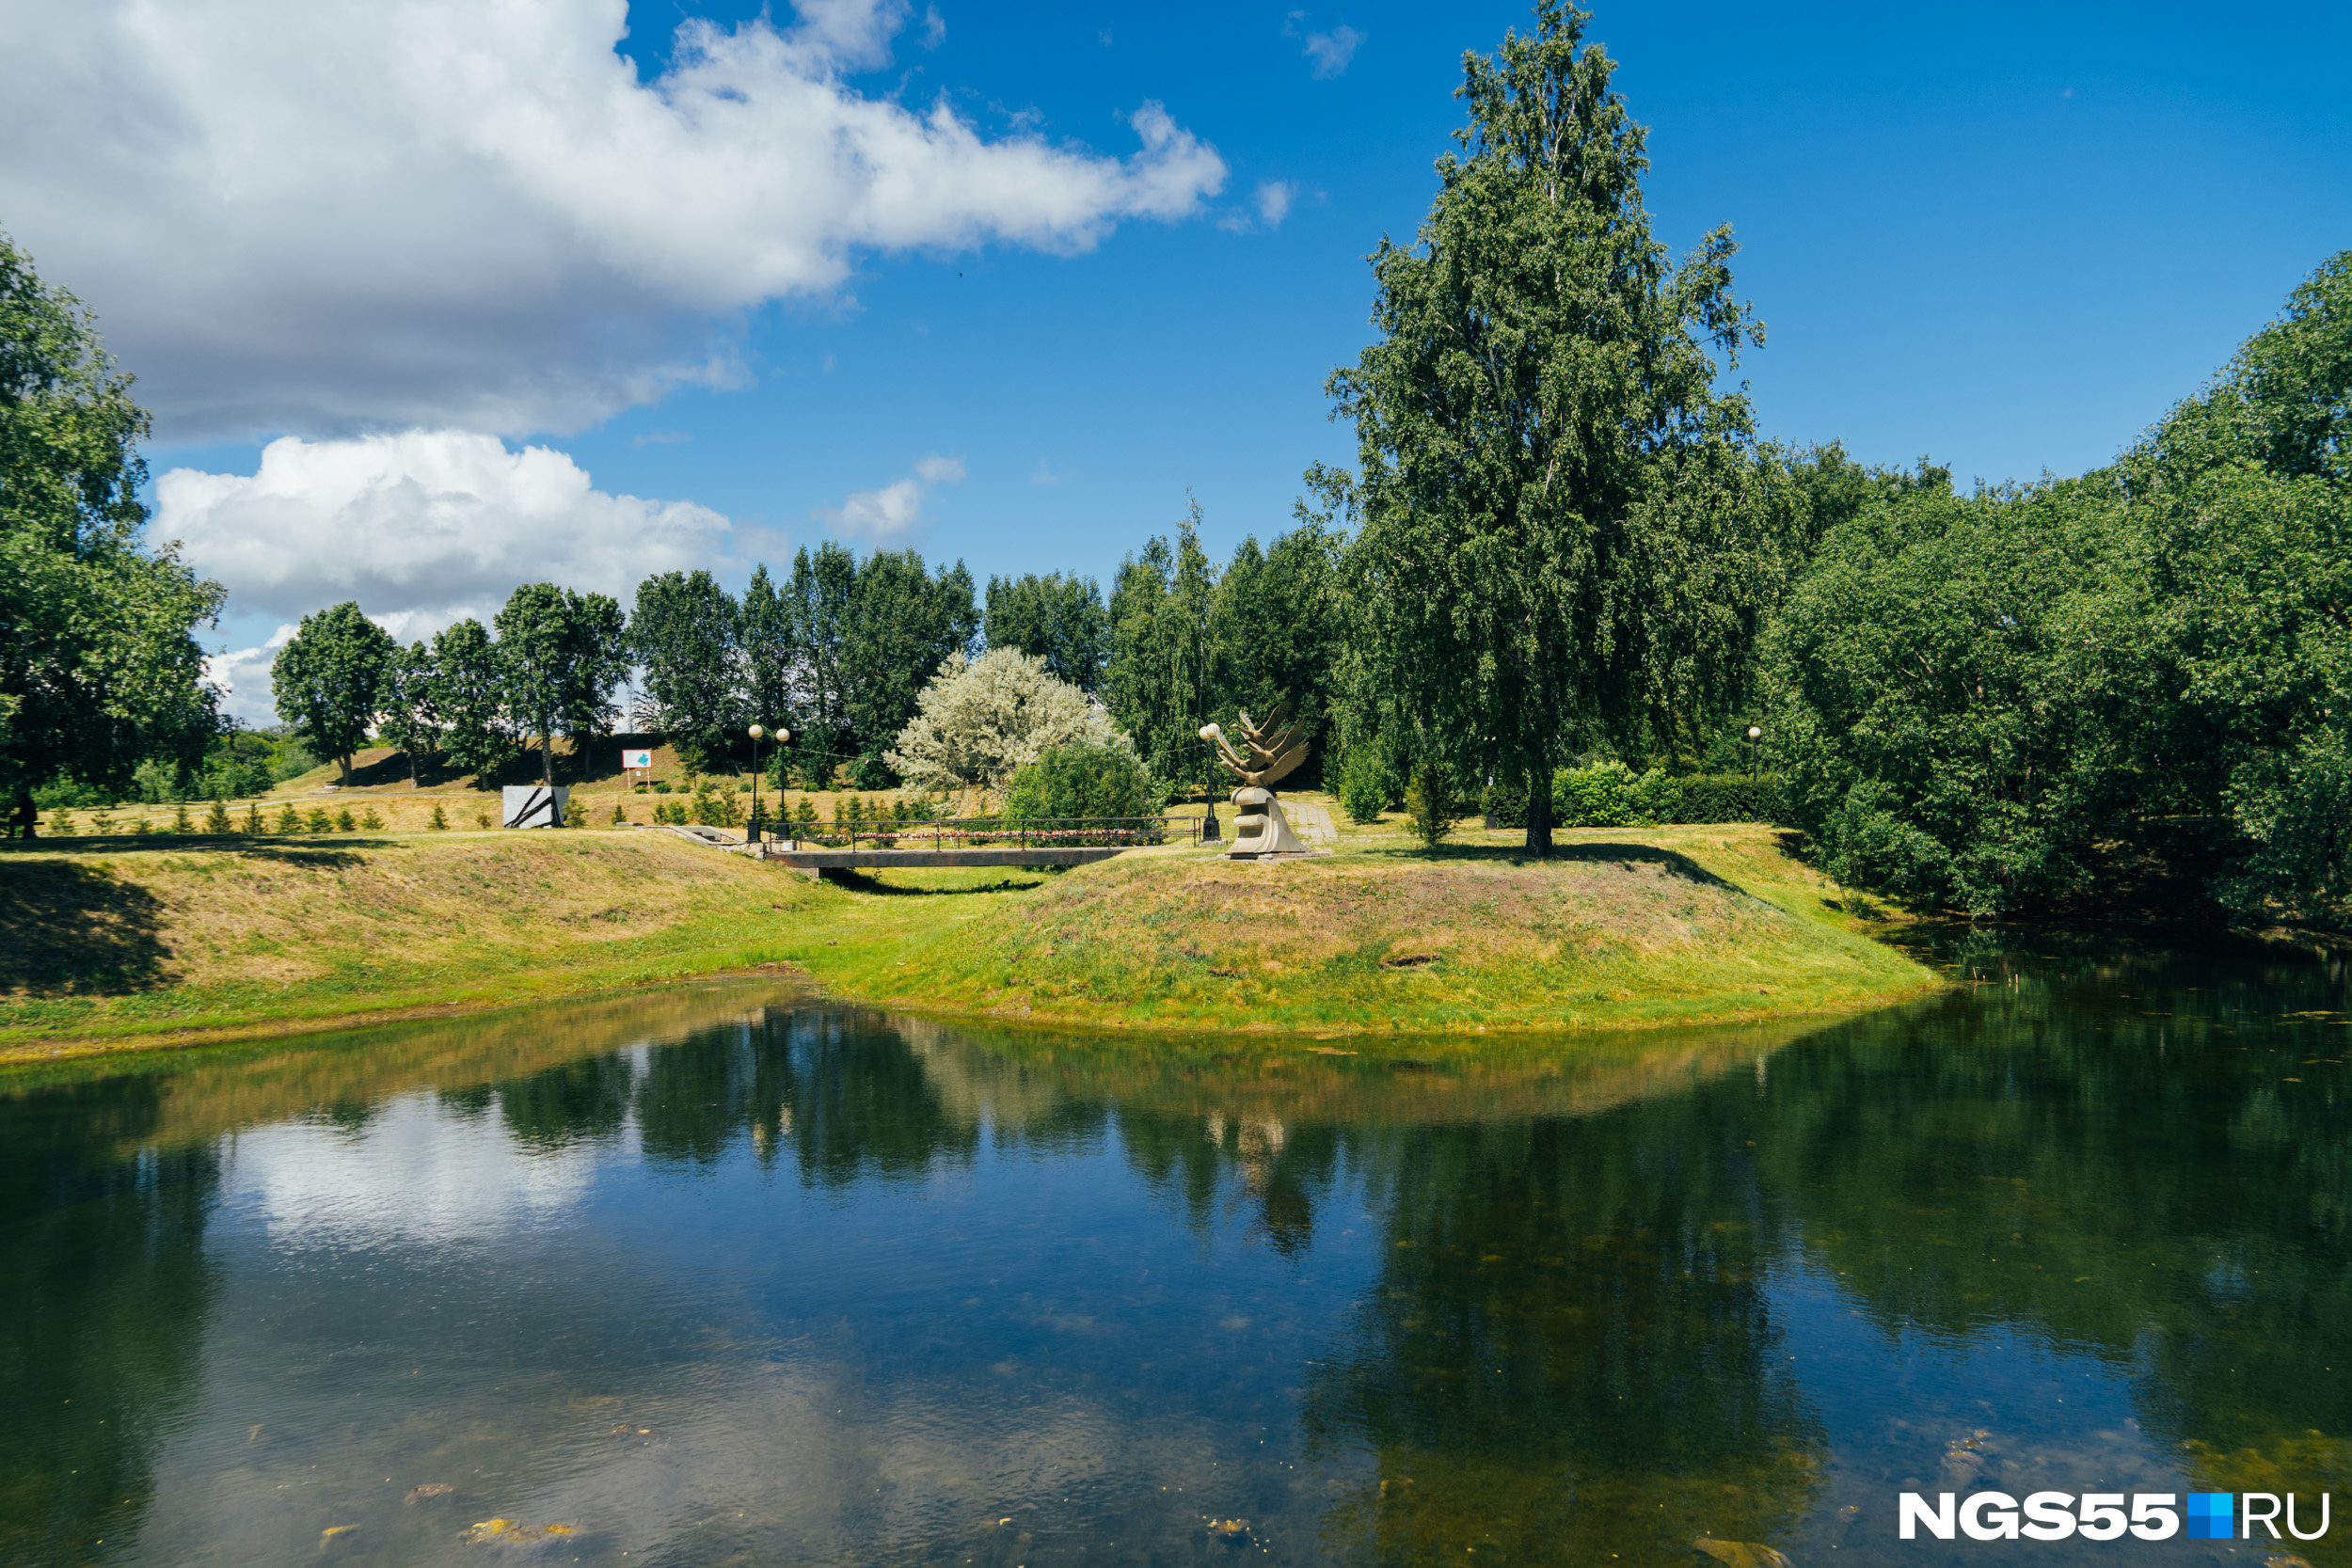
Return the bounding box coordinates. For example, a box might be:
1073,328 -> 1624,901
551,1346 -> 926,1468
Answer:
1898,1491 -> 2330,1543
2185,1494 -> 2233,1541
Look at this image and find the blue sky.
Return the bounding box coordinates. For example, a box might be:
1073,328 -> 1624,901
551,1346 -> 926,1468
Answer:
4,1 -> 2344,717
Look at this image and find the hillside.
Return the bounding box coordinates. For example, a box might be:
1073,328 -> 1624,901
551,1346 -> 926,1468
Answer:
775,825 -> 1937,1035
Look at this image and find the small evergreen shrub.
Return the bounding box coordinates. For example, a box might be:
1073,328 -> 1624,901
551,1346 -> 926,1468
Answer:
609,801 -> 628,825
242,803 -> 263,833
429,804 -> 450,831
333,808 -> 357,832
171,801 -> 195,833
563,796 -> 588,829
359,807 -> 386,831
1337,751 -> 1389,826
46,806 -> 77,835
474,809 -> 493,830
87,809 -> 116,835
306,807 -> 332,832
652,781 -> 673,794
203,800 -> 233,833
274,802 -> 302,833
1405,764 -> 1460,850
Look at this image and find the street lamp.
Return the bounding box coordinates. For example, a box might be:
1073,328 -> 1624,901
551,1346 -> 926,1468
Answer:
1746,724 -> 1763,781
748,724 -> 787,846
1197,723 -> 1222,843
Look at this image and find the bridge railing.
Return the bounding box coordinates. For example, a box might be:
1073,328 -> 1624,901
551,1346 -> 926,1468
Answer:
786,814 -> 1187,851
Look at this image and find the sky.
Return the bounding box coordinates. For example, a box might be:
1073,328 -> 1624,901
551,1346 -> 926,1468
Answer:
2,0 -> 2345,722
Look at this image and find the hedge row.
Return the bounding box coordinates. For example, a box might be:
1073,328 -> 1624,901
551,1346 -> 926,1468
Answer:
1482,765 -> 1788,829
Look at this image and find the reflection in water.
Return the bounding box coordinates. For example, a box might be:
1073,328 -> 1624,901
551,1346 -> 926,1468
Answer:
4,942 -> 2352,1564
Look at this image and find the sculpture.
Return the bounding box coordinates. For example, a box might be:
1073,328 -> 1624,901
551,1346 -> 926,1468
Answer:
1200,699 -> 1315,859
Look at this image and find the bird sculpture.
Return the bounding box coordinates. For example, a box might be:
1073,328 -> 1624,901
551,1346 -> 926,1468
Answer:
1199,700 -> 1313,858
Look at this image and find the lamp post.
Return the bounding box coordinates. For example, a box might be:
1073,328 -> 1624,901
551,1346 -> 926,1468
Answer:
1746,724 -> 1762,782
1197,723 -> 1221,843
748,724 -> 785,847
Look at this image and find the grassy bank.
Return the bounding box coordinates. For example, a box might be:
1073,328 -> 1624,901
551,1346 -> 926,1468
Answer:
771,825 -> 1935,1035
0,831 -> 827,1057
1,823 -> 1935,1062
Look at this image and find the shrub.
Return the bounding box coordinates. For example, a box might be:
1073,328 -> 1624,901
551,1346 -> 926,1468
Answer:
359,807 -> 386,831
274,802 -> 302,833
1338,751 -> 1389,826
333,808 -> 357,832
204,800 -> 233,833
563,796 -> 588,829
1006,737 -> 1163,821
1405,764 -> 1460,849
306,807 -> 331,832
1481,776 -> 1529,828
1552,762 -> 1637,827
609,801 -> 628,825
794,797 -> 818,830
46,806 -> 76,835
652,780 -> 673,794
429,804 -> 450,831
87,809 -> 115,834
1673,773 -> 1788,825
474,809 -> 493,830
171,801 -> 195,833
242,803 -> 263,834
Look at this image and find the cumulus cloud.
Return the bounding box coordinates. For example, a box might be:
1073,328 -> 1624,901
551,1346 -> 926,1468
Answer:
1284,14 -> 1363,78
813,454 -> 965,544
159,428 -> 734,628
0,0 -> 1226,439
1255,181 -> 1298,229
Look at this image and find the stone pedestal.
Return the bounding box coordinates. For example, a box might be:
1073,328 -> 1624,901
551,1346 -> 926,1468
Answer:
1224,787 -> 1309,858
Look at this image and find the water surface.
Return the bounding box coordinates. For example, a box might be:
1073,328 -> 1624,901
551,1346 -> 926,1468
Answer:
7,940 -> 2351,1565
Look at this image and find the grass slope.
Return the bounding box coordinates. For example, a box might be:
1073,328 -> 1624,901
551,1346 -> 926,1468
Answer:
0,831 -> 822,1054
775,825 -> 1935,1035
2,823 -> 1934,1060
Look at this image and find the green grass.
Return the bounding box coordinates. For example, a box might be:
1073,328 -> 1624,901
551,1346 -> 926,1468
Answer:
771,824 -> 1936,1036
0,822 -> 1934,1062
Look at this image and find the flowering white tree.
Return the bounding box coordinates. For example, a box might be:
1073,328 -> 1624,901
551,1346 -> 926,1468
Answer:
886,647 -> 1119,807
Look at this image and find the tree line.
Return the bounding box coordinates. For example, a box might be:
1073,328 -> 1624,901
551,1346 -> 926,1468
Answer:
8,2 -> 2352,926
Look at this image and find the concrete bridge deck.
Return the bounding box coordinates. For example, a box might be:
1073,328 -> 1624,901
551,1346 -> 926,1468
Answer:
760,845 -> 1131,877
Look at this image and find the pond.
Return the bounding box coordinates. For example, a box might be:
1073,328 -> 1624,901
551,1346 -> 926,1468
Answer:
7,935 -> 2351,1566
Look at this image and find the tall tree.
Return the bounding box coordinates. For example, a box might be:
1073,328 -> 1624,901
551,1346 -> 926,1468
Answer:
842,550 -> 979,776
786,543 -> 858,775
494,584 -> 627,788
984,572 -> 1110,690
270,601 -> 398,784
1206,515 -> 1345,787
376,640 -> 442,785
0,235 -> 221,800
739,562 -> 796,738
1321,2 -> 1779,854
430,618 -> 513,782
630,569 -> 741,768
1105,501 -> 1218,791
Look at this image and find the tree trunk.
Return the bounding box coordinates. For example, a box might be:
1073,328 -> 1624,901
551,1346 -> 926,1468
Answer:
338,753 -> 352,785
1524,778 -> 1554,858
542,736 -> 554,790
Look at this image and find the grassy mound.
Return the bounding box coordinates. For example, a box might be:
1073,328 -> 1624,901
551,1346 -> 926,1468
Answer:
0,832 -> 821,1054
784,825 -> 1935,1034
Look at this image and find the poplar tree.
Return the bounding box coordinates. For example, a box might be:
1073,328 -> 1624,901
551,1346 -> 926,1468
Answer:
629,569 -> 740,768
1322,2 -> 1780,854
429,618 -> 512,781
496,583 -> 627,788
271,601 -> 397,784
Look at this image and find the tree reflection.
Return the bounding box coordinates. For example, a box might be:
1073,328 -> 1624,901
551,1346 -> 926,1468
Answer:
0,1075 -> 217,1566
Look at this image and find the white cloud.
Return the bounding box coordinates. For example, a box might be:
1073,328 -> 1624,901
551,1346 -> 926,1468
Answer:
1255,180 -> 1297,229
0,0 -> 1226,440
1295,20 -> 1364,78
159,428 -> 734,632
814,454 -> 965,544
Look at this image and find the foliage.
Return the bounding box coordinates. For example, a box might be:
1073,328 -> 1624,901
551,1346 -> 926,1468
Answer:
202,800 -> 231,833
1763,478 -> 2149,915
1322,2 -> 1788,855
986,572 -> 1109,690
430,803 -> 449,831
333,808 -> 356,832
0,235 -> 223,802
631,569 -> 741,767
271,601 -> 399,784
1105,502 -> 1219,787
739,562 -> 794,740
430,618 -> 513,781
274,802 -> 300,833
376,641 -> 442,784
886,647 -> 1117,801
1337,750 -> 1390,825
1208,514 -> 1346,788
563,795 -> 588,829
495,583 -> 627,788
1004,736 -> 1163,820
843,550 -> 980,779
1405,763 -> 1460,849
